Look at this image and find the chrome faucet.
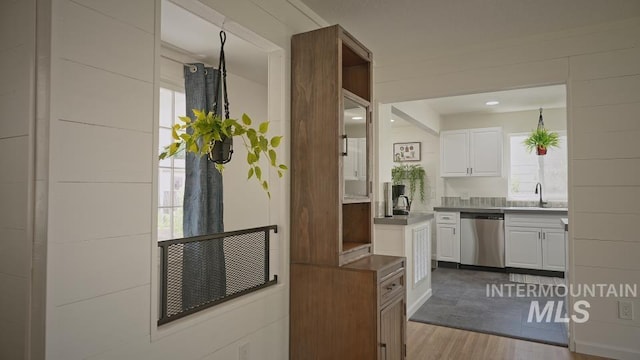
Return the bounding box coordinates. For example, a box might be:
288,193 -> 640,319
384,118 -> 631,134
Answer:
535,182 -> 547,207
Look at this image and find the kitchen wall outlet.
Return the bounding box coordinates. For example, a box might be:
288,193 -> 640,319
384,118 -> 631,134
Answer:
239,342 -> 250,360
618,300 -> 633,320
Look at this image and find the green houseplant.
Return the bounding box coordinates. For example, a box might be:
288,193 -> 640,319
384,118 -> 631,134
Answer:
391,164 -> 426,202
159,109 -> 287,197
523,128 -> 560,155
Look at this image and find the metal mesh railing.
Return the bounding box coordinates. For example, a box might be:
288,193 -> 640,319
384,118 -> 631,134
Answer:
158,225 -> 278,325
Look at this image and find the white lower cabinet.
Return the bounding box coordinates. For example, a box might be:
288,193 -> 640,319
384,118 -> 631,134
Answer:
505,214 -> 566,271
505,227 -> 542,269
542,230 -> 566,271
435,212 -> 460,263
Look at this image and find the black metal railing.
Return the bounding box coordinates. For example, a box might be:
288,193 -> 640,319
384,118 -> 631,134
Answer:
158,225 -> 278,325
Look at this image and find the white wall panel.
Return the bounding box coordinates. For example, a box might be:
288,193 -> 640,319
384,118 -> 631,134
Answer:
0,0 -> 32,51
48,285 -> 151,360
573,212 -> 640,243
0,136 -> 28,183
51,120 -> 152,183
573,187 -> 640,214
50,234 -> 151,306
571,46 -> 640,81
0,181 -> 28,230
0,273 -> 28,324
57,0 -> 154,82
573,159 -> 640,186
575,320 -> 640,359
572,75 -> 640,107
49,183 -> 151,243
54,60 -> 154,132
71,0 -> 156,34
0,45 -> 31,138
573,130 -> 640,160
0,229 -> 29,277
575,239 -> 640,271
572,102 -> 640,134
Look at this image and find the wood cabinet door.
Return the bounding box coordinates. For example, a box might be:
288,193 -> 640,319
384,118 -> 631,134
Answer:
542,229 -> 566,271
436,224 -> 458,262
505,227 -> 542,269
469,127 -> 502,177
440,130 -> 469,177
380,295 -> 406,360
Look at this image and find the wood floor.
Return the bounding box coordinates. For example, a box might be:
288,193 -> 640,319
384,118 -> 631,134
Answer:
408,321 -> 609,360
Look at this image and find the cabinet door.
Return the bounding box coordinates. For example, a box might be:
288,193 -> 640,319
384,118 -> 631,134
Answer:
380,295 -> 406,360
440,130 -> 469,177
505,227 -> 542,269
469,128 -> 502,177
344,138 -> 359,180
542,229 -> 566,271
357,138 -> 367,180
436,224 -> 459,262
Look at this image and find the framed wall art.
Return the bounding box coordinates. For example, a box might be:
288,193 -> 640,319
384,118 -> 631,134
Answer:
393,142 -> 421,162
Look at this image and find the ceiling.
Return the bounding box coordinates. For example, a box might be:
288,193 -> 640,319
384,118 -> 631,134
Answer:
419,85 -> 566,116
301,0 -> 640,67
161,0 -> 269,84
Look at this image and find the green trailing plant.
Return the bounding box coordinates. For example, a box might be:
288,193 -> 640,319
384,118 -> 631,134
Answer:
391,164 -> 426,202
523,128 -> 560,154
159,109 -> 287,198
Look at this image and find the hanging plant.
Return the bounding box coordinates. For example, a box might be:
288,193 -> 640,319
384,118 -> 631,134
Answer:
159,110 -> 287,198
523,128 -> 560,156
391,164 -> 426,202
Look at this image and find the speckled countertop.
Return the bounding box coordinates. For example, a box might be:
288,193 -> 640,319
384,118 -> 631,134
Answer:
373,212 -> 434,226
433,206 -> 568,215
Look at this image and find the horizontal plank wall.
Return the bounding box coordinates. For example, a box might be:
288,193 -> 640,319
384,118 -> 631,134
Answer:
375,16 -> 640,359
40,0 -> 321,359
0,0 -> 36,359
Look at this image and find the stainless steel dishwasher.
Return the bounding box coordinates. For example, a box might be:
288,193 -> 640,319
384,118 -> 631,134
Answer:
460,213 -> 505,268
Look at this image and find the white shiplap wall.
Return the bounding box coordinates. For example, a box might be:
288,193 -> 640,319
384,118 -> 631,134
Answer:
46,0 -> 155,358
376,16 -> 640,359
0,0 -> 35,359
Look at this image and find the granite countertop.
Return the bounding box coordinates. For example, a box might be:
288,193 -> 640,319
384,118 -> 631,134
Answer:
433,206 -> 568,214
561,218 -> 568,231
374,211 -> 434,226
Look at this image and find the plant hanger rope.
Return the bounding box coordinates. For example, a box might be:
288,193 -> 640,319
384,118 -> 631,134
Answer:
214,30 -> 230,120
537,107 -> 544,130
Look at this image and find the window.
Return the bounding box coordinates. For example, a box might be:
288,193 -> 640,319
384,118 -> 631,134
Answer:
508,132 -> 567,201
158,87 -> 186,240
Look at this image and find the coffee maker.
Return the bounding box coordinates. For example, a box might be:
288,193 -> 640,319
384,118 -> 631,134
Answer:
392,184 -> 411,215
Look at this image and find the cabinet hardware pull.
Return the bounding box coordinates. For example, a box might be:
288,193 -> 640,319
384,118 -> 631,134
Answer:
342,135 -> 348,156
453,228 -> 456,235
543,232 -> 546,240
538,232 -> 541,239
470,167 -> 473,175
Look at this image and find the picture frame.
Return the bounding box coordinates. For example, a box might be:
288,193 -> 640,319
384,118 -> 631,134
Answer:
393,142 -> 421,162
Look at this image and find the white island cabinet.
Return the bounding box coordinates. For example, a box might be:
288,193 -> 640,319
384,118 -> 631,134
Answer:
374,214 -> 434,317
435,212 -> 460,263
505,213 -> 566,271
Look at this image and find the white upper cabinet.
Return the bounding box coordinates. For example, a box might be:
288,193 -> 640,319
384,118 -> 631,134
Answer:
440,127 -> 502,177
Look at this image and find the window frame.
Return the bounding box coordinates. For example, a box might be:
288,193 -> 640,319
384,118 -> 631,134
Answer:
507,131 -> 568,202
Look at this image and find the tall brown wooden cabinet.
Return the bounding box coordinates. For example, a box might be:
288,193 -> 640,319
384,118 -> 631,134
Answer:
290,25 -> 407,360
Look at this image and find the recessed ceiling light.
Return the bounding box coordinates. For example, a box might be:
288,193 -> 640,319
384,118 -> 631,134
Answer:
485,100 -> 500,106
390,119 -> 395,122
352,116 -> 363,120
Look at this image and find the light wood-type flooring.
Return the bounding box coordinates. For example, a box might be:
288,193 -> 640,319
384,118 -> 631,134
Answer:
408,321 -> 609,360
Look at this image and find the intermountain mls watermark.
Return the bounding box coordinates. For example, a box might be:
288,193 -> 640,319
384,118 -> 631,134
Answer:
486,283 -> 637,324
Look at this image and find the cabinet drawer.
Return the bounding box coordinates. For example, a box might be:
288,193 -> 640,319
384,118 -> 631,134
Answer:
506,214 -> 564,229
436,212 -> 458,224
380,270 -> 404,306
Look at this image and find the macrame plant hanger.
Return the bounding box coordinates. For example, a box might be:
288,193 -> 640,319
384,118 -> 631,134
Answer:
537,107 -> 544,130
208,30 -> 234,164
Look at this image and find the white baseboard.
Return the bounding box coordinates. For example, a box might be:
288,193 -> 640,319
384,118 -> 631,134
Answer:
408,288 -> 432,318
575,340 -> 640,360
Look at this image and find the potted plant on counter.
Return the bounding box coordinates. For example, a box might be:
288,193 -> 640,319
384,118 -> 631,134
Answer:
391,164 -> 426,202
524,127 -> 560,155
159,110 -> 287,198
